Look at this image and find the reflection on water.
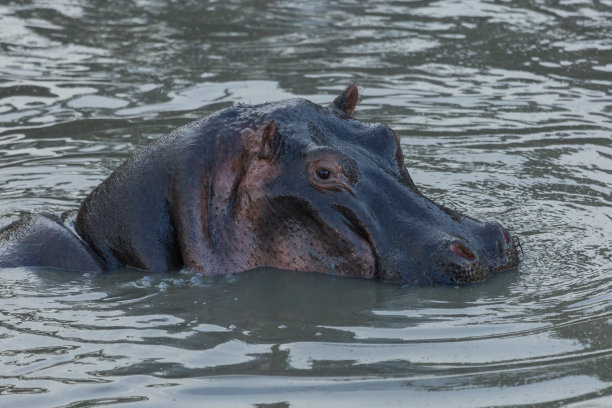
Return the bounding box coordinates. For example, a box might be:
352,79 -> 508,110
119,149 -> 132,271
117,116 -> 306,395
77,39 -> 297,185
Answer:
0,0 -> 611,406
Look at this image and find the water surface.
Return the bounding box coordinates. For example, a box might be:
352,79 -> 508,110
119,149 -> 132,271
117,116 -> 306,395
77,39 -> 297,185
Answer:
0,1 -> 611,406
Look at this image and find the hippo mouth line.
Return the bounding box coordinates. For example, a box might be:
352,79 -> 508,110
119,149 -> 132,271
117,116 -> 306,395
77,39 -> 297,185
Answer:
333,205 -> 382,279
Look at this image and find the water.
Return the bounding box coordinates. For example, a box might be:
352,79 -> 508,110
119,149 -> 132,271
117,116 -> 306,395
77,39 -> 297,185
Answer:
0,0 -> 611,406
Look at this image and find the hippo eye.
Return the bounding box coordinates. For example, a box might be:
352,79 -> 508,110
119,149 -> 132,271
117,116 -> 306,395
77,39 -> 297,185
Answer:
308,158 -> 354,194
316,168 -> 331,180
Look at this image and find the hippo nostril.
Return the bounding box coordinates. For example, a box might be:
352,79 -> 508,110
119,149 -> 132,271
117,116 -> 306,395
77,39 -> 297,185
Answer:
450,242 -> 475,261
501,226 -> 511,245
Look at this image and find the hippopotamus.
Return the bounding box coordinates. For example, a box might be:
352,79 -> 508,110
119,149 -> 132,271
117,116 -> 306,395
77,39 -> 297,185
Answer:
0,85 -> 520,284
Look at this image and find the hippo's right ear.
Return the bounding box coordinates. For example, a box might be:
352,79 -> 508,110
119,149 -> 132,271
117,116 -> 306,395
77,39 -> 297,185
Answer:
330,84 -> 359,117
240,120 -> 280,161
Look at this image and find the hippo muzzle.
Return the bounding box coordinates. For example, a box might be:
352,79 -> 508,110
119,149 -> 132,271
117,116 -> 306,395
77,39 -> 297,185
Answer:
359,166 -> 520,284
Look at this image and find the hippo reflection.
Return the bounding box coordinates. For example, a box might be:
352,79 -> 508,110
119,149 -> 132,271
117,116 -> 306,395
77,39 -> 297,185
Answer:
0,85 -> 519,284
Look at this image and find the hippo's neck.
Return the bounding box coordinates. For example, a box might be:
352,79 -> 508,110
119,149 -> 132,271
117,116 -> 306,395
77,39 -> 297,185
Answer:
74,144 -> 181,271
74,118 -> 266,274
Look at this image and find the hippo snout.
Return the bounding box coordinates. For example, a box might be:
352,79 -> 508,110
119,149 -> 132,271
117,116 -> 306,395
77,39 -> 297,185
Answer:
425,221 -> 520,284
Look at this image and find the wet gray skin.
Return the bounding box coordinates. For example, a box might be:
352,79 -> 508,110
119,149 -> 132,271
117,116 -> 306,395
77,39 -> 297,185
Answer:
0,86 -> 518,285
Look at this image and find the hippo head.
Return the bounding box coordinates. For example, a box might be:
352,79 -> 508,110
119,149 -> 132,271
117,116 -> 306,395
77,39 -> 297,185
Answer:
233,85 -> 520,284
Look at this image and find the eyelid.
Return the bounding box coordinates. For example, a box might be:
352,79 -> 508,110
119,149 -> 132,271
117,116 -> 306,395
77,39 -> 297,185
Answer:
313,158 -> 340,172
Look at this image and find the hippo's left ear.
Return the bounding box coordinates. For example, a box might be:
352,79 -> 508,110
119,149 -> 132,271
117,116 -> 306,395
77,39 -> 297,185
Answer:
330,84 -> 359,117
241,120 -> 280,161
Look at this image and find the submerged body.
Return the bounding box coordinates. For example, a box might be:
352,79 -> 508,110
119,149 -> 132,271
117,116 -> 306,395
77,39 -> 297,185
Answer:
0,86 -> 519,284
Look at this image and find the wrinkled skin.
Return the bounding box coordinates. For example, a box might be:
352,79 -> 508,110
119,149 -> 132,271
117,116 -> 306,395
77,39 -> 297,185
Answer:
0,86 -> 519,284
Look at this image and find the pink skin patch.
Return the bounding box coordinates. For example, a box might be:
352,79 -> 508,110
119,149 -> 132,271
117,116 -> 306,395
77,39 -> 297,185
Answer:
450,242 -> 475,260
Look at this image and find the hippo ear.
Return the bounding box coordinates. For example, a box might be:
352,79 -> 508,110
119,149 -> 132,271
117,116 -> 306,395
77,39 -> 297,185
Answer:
241,120 -> 280,161
330,84 -> 359,117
